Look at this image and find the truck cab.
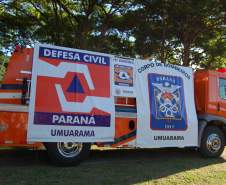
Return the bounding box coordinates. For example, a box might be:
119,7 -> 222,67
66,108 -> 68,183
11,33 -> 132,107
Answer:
195,70 -> 226,157
195,70 -> 226,120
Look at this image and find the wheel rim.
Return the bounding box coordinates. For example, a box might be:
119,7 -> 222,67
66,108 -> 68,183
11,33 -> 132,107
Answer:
57,142 -> 83,158
206,134 -> 221,153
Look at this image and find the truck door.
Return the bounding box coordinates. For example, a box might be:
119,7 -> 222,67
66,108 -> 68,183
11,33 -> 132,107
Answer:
218,76 -> 226,119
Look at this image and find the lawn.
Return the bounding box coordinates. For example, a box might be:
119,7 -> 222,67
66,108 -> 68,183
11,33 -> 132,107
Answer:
0,147 -> 225,185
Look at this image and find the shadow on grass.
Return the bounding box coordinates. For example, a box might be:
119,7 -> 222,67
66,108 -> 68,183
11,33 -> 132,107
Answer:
0,148 -> 225,185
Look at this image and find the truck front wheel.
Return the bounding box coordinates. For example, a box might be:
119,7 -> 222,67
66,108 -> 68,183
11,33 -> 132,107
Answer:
200,126 -> 225,158
45,142 -> 91,166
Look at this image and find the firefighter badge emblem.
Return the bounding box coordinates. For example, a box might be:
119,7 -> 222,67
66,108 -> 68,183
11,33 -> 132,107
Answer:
148,73 -> 187,130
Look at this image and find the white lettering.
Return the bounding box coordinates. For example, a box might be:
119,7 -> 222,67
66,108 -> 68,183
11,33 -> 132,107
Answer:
52,50 -> 57,57
89,117 -> 95,125
83,55 -> 90,62
52,115 -> 96,125
44,49 -> 51,57
66,116 -> 73,124
68,52 -> 73,60
73,53 -> 80,61
73,116 -> 80,124
42,48 -> 108,65
52,115 -> 59,123
58,115 -> 65,123
81,116 -> 88,124
57,50 -> 63,58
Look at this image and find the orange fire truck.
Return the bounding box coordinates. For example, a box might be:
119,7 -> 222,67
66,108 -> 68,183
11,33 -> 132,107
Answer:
0,46 -> 225,166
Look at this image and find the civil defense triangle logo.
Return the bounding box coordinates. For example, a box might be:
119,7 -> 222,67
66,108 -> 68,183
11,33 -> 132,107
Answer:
148,73 -> 187,130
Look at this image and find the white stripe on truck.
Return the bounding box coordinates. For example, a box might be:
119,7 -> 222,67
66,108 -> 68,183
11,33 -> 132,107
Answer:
0,93 -> 22,99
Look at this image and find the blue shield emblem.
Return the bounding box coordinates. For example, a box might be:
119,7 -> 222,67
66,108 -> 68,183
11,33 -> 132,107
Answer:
148,73 -> 187,130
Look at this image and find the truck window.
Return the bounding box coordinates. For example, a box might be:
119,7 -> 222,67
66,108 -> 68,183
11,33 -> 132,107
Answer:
219,78 -> 226,99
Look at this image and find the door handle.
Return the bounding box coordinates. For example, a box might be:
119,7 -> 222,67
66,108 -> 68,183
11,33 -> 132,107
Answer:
217,103 -> 220,111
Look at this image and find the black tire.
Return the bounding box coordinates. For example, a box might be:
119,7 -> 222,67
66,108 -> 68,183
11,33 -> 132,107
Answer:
199,126 -> 225,158
45,142 -> 91,166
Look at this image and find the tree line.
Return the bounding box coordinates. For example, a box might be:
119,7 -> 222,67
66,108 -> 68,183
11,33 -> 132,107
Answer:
0,0 -> 225,69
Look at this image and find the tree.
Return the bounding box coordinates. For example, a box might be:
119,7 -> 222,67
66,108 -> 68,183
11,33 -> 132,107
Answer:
0,0 -> 135,56
124,0 -> 225,67
0,50 -> 8,81
0,0 -> 225,69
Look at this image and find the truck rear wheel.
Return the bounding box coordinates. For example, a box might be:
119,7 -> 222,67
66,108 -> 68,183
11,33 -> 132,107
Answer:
45,142 -> 91,166
200,126 -> 225,158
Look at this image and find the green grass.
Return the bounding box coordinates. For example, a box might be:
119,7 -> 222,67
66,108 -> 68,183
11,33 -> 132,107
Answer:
0,148 -> 225,185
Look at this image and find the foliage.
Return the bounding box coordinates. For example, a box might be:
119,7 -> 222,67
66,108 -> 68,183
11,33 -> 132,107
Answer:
0,0 -> 135,55
0,0 -> 225,68
126,0 -> 226,66
0,53 -> 8,81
